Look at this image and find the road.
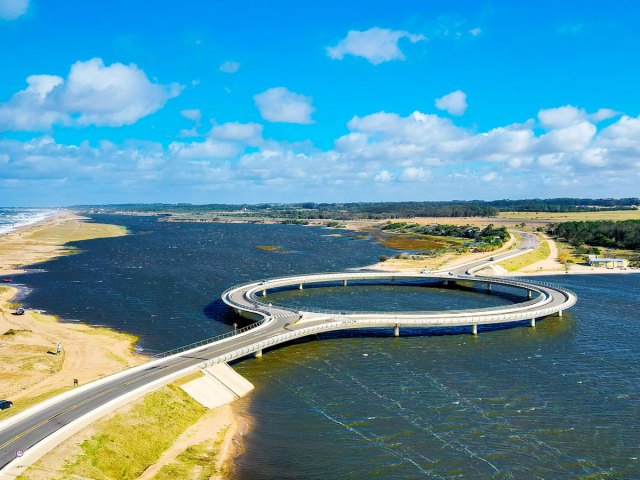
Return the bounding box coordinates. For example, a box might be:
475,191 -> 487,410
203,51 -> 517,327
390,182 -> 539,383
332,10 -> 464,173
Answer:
0,230 -> 571,474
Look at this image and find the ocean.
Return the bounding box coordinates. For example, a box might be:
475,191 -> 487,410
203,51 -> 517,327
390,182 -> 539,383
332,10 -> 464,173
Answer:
0,208 -> 56,235
14,214 -> 640,479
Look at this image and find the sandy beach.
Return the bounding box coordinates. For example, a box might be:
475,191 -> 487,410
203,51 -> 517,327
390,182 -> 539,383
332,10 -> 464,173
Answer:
1,213 -> 242,479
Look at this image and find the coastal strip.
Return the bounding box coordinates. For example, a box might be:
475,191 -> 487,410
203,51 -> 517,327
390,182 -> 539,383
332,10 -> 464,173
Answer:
0,213 -> 244,479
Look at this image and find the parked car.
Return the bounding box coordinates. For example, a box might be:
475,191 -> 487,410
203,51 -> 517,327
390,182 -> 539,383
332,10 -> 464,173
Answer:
0,400 -> 13,410
489,257 -> 495,261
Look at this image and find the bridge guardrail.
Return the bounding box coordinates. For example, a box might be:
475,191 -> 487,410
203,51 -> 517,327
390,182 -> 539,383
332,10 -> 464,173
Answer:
151,318 -> 266,358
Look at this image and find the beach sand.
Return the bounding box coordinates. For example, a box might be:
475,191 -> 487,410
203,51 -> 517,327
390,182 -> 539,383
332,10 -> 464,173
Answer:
0,212 -> 145,415
1,212 -> 244,478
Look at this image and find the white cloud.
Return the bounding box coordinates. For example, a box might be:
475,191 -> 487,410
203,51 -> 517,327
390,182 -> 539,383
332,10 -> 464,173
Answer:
374,170 -> 394,182
435,90 -> 468,116
538,105 -> 586,129
0,58 -> 181,131
481,172 -> 497,182
327,27 -> 425,65
180,109 -> 201,122
219,61 -> 240,74
400,167 -> 430,182
0,0 -> 28,20
469,27 -> 482,36
169,139 -> 239,159
254,87 -> 314,124
589,108 -> 619,122
210,122 -> 263,145
3,106 -> 640,204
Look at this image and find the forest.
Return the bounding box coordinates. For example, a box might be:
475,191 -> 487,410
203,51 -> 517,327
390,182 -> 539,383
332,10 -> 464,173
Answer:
383,222 -> 509,246
85,198 -> 639,220
548,220 -> 640,250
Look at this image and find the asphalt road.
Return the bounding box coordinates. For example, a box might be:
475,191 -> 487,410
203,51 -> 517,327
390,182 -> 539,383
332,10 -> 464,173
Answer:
0,231 -> 558,471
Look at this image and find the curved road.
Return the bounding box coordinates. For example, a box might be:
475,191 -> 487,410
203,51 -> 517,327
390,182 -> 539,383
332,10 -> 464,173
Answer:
0,231 -> 574,475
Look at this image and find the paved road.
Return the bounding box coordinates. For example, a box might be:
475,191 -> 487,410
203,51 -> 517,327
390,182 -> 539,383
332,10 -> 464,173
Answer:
448,230 -> 539,275
0,231 -> 573,473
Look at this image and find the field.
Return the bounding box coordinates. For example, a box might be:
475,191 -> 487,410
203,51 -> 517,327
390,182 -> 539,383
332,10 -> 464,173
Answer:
497,209 -> 640,222
19,383 -> 223,480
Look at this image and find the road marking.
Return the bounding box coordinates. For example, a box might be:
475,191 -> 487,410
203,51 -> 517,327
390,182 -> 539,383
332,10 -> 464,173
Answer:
0,355 -> 203,452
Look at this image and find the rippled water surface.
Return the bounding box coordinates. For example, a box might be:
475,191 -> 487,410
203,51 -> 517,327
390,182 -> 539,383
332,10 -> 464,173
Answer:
15,215 -> 640,478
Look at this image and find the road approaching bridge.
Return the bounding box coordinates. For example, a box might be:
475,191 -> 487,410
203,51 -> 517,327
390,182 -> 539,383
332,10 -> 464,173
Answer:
0,240 -> 576,477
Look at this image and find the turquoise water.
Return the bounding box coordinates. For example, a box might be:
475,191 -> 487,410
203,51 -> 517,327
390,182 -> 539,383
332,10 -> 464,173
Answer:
14,215 -> 640,478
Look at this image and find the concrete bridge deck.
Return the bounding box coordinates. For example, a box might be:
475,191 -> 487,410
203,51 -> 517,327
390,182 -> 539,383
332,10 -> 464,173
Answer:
0,241 -> 576,477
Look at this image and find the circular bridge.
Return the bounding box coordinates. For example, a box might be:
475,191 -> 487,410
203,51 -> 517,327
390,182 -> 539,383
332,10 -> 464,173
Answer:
221,272 -> 577,344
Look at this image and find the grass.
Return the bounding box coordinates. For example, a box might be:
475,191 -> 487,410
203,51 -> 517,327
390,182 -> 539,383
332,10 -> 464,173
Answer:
52,384 -> 207,480
376,233 -> 464,251
498,236 -> 551,271
498,210 -> 640,221
151,426 -> 230,480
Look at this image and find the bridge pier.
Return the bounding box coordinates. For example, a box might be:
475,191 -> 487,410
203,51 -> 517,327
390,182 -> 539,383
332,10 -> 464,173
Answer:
558,310 -> 563,317
254,349 -> 263,358
343,279 -> 348,287
443,280 -> 449,286
487,283 -> 492,293
471,324 -> 478,335
393,325 -> 399,337
530,318 -> 536,327
299,283 -> 304,290
527,290 -> 532,299
262,289 -> 267,297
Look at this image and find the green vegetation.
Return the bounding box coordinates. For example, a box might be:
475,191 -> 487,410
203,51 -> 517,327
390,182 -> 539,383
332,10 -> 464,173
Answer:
84,198 -> 639,222
326,221 -> 346,228
255,245 -> 291,253
498,237 -> 551,271
549,220 -> 640,250
53,384 -> 206,480
152,427 -> 230,479
382,222 -> 509,250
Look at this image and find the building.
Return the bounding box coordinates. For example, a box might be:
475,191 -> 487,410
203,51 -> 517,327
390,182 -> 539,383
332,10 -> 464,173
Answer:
587,255 -> 629,268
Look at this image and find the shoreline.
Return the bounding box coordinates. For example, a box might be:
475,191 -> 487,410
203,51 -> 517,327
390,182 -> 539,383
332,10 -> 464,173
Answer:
4,212 -> 637,478
1,213 -> 244,478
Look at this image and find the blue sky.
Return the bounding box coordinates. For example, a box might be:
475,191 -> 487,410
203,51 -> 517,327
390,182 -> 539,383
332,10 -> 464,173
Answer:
1,0 -> 639,206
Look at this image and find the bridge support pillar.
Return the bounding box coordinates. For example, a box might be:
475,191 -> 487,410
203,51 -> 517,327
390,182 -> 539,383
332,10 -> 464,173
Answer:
527,290 -> 532,299
471,324 -> 478,335
558,310 -> 563,317
530,318 -> 536,327
443,280 -> 449,286
262,289 -> 267,297
299,283 -> 303,290
487,283 -> 492,293
394,325 -> 399,337
343,279 -> 348,287
254,349 -> 263,358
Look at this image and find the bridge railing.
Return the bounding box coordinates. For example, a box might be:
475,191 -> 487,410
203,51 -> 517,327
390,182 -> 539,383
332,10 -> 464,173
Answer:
151,319 -> 265,358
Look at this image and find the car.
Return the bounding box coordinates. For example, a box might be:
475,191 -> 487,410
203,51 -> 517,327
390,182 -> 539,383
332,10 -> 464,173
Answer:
0,400 -> 13,410
489,257 -> 495,261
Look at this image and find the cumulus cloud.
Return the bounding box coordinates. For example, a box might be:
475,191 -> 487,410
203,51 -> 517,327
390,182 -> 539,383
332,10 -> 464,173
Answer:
219,61 -> 240,73
435,90 -> 468,116
327,27 -> 425,65
180,109 -> 201,122
3,105 -> 640,203
0,58 -> 181,131
210,122 -> 263,145
254,87 -> 314,124
0,0 -> 28,20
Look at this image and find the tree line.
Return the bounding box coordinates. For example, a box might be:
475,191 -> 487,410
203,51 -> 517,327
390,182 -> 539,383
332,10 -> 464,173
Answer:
548,220 -> 640,250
